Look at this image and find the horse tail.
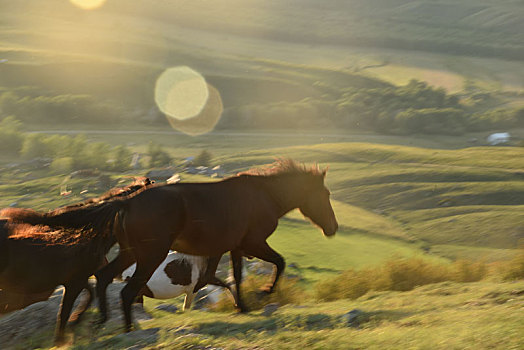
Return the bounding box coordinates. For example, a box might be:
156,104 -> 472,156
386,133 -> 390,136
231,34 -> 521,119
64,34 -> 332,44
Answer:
1,200 -> 126,235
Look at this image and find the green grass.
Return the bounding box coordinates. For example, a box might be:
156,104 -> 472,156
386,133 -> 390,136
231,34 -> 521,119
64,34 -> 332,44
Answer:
11,280 -> 524,349
267,220 -> 438,285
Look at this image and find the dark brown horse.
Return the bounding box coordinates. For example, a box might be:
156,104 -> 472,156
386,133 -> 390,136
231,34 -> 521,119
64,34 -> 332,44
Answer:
0,177 -> 152,344
0,289 -> 55,314
0,178 -> 153,316
0,220 -> 107,344
4,160 -> 338,333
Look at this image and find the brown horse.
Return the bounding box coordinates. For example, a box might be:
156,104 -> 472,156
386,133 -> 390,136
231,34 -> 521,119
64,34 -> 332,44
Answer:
4,160 -> 338,333
0,178 -> 152,316
0,177 -> 152,344
0,289 -> 55,314
0,220 -> 107,344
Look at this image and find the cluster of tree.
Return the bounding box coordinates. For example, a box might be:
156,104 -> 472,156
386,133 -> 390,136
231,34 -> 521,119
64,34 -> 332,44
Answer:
0,91 -> 125,125
0,117 -> 133,172
2,80 -> 523,136
219,80 -> 524,135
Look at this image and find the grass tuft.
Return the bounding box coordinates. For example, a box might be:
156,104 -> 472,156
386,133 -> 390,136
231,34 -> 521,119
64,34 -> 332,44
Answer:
314,257 -> 489,301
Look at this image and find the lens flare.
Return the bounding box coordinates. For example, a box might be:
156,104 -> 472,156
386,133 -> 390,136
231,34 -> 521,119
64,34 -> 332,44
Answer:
166,84 -> 223,136
155,66 -> 209,121
70,0 -> 106,10
155,66 -> 223,135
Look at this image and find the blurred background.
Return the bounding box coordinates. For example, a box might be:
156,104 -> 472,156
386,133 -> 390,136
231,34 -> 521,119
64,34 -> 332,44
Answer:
0,1 -> 523,348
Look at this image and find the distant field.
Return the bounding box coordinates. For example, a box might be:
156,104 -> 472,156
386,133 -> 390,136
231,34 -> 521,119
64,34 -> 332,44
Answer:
1,139 -> 522,267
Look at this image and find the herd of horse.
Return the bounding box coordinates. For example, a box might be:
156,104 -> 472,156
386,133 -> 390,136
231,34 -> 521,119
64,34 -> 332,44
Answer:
0,159 -> 338,345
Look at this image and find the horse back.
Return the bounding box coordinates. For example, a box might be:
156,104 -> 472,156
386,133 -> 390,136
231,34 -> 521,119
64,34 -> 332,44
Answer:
172,180 -> 278,255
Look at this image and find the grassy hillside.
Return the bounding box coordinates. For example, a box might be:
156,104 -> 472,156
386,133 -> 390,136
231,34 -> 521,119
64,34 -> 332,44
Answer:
214,142 -> 524,261
1,140 -> 522,264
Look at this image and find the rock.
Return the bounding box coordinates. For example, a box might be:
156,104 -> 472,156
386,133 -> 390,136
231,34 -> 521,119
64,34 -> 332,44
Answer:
341,309 -> 363,327
132,304 -> 153,321
0,287 -> 93,346
155,303 -> 178,313
193,286 -> 222,310
262,303 -> 279,317
0,292 -> 62,346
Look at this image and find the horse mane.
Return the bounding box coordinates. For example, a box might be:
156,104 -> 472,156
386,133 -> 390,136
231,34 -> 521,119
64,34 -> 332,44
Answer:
5,222 -> 91,246
238,159 -> 324,178
64,176 -> 153,209
0,177 -> 150,233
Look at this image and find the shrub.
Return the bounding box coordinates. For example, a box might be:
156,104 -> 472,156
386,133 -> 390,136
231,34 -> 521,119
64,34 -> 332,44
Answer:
500,248 -> 524,281
451,259 -> 487,283
213,275 -> 306,312
383,257 -> 450,291
315,256 -> 488,302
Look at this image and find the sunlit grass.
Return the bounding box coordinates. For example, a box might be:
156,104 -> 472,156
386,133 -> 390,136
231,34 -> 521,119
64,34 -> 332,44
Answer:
24,280 -> 518,350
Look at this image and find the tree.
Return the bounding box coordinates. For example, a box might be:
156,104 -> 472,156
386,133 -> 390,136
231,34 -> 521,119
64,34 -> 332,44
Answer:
193,150 -> 213,167
112,145 -> 132,171
147,142 -> 171,168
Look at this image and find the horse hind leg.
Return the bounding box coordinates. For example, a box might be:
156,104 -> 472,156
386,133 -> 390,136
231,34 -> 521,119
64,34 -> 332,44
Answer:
242,242 -> 285,294
94,247 -> 135,324
182,291 -> 195,312
121,246 -> 170,332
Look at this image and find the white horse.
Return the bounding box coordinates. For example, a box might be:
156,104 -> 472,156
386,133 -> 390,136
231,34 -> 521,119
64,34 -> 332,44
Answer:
122,251 -> 231,311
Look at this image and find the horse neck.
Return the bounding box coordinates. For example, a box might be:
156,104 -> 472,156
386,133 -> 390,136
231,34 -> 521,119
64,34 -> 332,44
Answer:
258,175 -> 307,217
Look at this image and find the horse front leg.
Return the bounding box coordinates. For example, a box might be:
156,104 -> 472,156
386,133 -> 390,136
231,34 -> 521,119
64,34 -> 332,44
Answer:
230,249 -> 248,312
55,280 -> 84,346
192,255 -> 221,293
243,242 -> 285,294
207,274 -> 243,312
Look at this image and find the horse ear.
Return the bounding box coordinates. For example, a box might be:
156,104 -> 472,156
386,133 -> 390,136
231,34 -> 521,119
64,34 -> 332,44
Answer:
322,167 -> 328,178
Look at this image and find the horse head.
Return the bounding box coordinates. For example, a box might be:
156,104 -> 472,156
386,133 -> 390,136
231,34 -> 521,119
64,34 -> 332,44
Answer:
298,169 -> 338,237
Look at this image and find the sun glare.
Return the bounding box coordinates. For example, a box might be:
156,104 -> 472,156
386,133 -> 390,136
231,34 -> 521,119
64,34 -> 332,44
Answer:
155,66 -> 209,121
70,0 -> 107,10
155,66 -> 223,135
166,84 -> 223,136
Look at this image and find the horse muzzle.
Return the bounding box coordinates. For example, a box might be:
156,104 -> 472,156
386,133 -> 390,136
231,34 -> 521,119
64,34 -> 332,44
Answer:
323,221 -> 338,237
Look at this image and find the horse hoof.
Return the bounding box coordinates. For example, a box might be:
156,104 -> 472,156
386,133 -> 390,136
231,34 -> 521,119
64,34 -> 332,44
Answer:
54,334 -> 67,347
236,305 -> 249,313
257,288 -> 272,296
